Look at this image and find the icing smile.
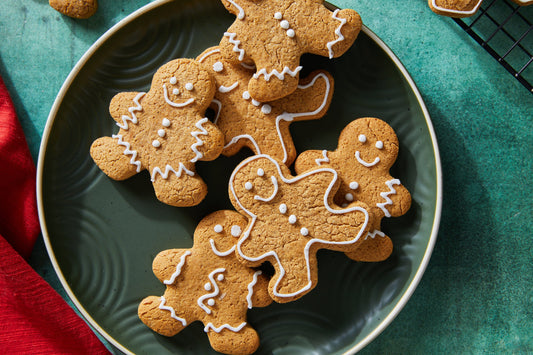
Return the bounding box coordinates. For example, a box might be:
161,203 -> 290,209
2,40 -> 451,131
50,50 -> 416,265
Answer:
254,175 -> 279,202
355,151 -> 380,167
163,84 -> 195,107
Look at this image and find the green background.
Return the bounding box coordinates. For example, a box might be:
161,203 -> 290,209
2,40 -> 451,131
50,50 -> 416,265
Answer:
1,0 -> 531,353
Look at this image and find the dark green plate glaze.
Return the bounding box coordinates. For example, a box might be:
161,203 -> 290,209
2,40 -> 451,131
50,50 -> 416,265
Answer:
37,0 -> 442,353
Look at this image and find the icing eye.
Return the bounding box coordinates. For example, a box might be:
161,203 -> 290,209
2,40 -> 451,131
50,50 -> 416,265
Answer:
257,168 -> 265,177
231,225 -> 242,237
345,193 -> 354,202
349,181 -> 359,190
217,274 -> 224,281
172,88 -> 180,95
169,77 -> 177,85
185,83 -> 194,91
375,141 -> 384,149
300,227 -> 309,236
214,224 -> 223,233
279,203 -> 287,214
358,134 -> 367,143
162,118 -> 171,127
244,182 -> 253,190
288,215 -> 297,224
213,61 -> 224,72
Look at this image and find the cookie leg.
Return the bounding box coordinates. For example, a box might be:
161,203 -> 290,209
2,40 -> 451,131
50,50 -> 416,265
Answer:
247,67 -> 300,102
151,172 -> 207,207
138,296 -> 188,337
90,136 -> 140,180
205,323 -> 260,355
345,232 -> 393,262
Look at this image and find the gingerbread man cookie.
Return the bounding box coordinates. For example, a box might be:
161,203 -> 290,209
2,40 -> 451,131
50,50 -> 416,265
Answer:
219,0 -> 361,102
90,58 -> 224,207
229,154 -> 370,303
428,0 -> 483,17
295,117 -> 411,262
138,210 -> 272,355
197,46 -> 334,166
49,0 -> 97,19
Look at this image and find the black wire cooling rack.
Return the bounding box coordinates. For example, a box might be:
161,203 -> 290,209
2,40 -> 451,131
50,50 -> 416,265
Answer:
453,0 -> 533,93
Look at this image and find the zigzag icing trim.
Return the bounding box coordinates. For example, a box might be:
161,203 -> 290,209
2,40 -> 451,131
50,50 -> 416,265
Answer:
253,66 -> 302,82
365,229 -> 386,240
190,118 -> 209,163
151,163 -> 195,182
226,0 -> 245,19
116,92 -> 145,130
315,150 -> 330,165
204,322 -> 247,333
376,179 -> 400,217
163,251 -> 191,285
246,270 -> 262,309
326,9 -> 347,59
112,134 -> 141,172
159,296 -> 187,326
224,32 -> 245,62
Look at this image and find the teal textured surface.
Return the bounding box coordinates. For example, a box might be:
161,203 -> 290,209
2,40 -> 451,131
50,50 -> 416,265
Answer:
1,0 -> 531,353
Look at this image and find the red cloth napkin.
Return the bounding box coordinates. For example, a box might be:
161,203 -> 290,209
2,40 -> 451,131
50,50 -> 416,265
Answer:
0,76 -> 111,354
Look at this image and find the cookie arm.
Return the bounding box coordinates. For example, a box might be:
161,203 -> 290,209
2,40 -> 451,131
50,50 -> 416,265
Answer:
151,249 -> 192,284
294,150 -> 330,174
109,92 -> 145,126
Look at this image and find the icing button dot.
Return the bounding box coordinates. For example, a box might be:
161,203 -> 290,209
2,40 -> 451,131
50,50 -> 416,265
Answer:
280,20 -> 290,29
204,282 -> 211,291
300,227 -> 309,236
245,182 -> 253,190
261,104 -> 272,114
152,140 -> 161,148
257,168 -> 265,177
274,12 -> 282,20
207,299 -> 215,306
217,274 -> 224,281
158,129 -> 166,138
162,118 -> 171,127
173,88 -> 180,95
213,61 -> 224,72
288,215 -> 297,224
279,204 -> 287,214
231,225 -> 242,237
169,77 -> 177,84
349,181 -> 359,190
375,140 -> 384,149
242,91 -> 251,100
342,203 -> 348,208
185,83 -> 194,91
345,193 -> 354,202
251,99 -> 261,107
287,29 -> 295,38
358,134 -> 367,143
214,224 -> 223,233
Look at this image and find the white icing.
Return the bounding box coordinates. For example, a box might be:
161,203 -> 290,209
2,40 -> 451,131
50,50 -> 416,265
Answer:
226,0 -> 245,20
197,268 -> 225,314
430,0 -> 483,15
231,225 -> 242,237
274,12 -> 282,20
355,151 -> 380,167
261,104 -> 272,114
217,274 -> 224,281
375,140 -> 384,149
230,154 -> 369,298
112,134 -> 141,172
163,84 -> 195,107
245,182 -> 253,190
197,48 -> 221,63
326,9 -> 348,59
365,229 -> 386,240
251,99 -> 261,107
162,118 -> 171,127
169,77 -> 177,85
253,66 -> 302,81
224,32 -> 245,62
172,88 -> 180,95
185,83 -> 194,91
242,91 -> 251,100
279,204 -> 287,214
287,29 -> 295,38
358,134 -> 366,143
280,20 -> 290,29
223,134 -> 262,155
210,238 -> 236,256
214,224 -> 223,233
204,282 -> 211,291
349,181 -> 359,190
345,193 -> 354,202
300,227 -> 309,236
211,99 -> 222,124
116,92 -> 145,130
218,81 -> 239,93
257,168 -> 265,177
151,163 -> 195,182
288,215 -> 297,224
190,117 -> 209,163
254,175 -> 278,202
204,322 -> 247,333
207,299 -> 215,306
163,251 -> 192,285
315,150 -> 330,165
152,140 -> 161,148
213,61 -> 224,72
158,129 -> 166,138
246,270 -> 262,309
376,179 -> 401,217
159,296 -> 187,326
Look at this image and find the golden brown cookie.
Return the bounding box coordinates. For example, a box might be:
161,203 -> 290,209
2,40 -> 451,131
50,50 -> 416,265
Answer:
428,0 -> 483,17
229,154 -> 371,303
90,58 -> 224,207
197,46 -> 334,166
294,118 -> 411,262
219,0 -> 361,102
49,0 -> 98,19
138,210 -> 272,355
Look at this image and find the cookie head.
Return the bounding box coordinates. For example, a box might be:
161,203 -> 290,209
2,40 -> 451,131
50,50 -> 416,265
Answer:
194,210 -> 247,257
152,59 -> 215,110
340,117 -> 399,171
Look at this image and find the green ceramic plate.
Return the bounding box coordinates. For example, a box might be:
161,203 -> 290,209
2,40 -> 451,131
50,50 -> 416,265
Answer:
37,0 -> 442,353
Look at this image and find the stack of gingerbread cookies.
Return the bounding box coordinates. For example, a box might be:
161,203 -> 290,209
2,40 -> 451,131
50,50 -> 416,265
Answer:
89,1 -> 412,353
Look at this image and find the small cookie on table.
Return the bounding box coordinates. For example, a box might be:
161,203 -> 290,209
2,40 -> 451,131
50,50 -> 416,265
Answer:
49,0 -> 98,19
